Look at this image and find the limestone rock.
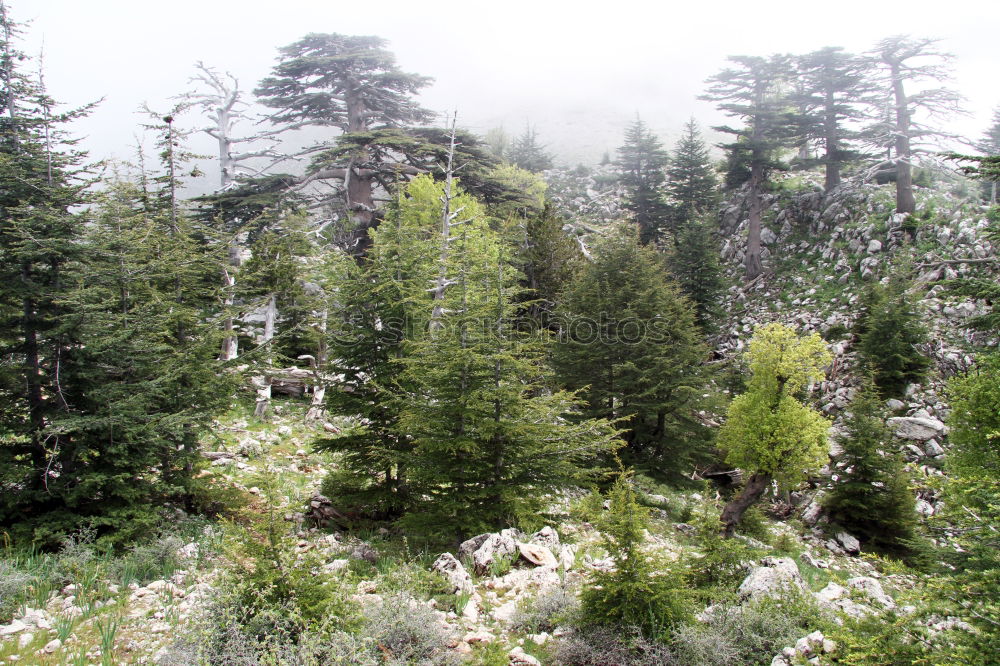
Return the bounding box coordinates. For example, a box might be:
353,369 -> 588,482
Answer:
529,526 -> 560,549
43,638 -> 61,653
518,542 -> 558,568
432,553 -> 473,594
458,533 -> 491,560
836,531 -> 861,555
847,576 -> 895,608
509,646 -> 542,665
887,417 -> 948,441
1,620 -> 27,636
738,557 -> 806,601
473,533 -> 518,575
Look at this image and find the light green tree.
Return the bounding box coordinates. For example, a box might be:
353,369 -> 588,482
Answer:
718,323 -> 831,536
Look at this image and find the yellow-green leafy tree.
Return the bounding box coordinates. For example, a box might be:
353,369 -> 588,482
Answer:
718,323 -> 831,536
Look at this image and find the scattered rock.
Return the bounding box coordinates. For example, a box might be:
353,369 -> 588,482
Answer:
847,576 -> 895,608
472,533 -> 518,575
431,553 -> 473,594
887,417 -> 948,441
836,531 -> 861,555
529,526 -> 560,549
738,557 -> 806,601
459,533 -> 492,560
517,542 -> 558,568
1,620 -> 27,636
43,638 -> 61,653
508,646 -> 542,665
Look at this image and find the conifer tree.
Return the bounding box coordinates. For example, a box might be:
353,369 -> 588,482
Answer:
514,202 -> 583,327
702,55 -> 798,281
717,323 -> 831,537
869,36 -> 963,215
615,117 -> 670,245
977,108 -> 1000,204
392,176 -> 619,537
666,218 -> 725,332
316,177 -> 441,517
793,47 -> 875,192
508,124 -> 554,173
581,472 -> 692,637
824,376 -> 918,555
665,118 -> 719,234
553,223 -> 708,473
855,276 -> 930,399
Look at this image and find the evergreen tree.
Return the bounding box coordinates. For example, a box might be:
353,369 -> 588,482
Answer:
869,37 -> 963,215
615,117 -> 670,245
666,218 -> 725,332
701,55 -> 798,281
824,376 -> 918,555
581,472 -> 692,637
977,108 -> 1000,204
855,276 -> 930,399
0,5 -> 91,541
394,177 -> 619,538
942,354 -> 1000,657
943,206 -> 1000,341
553,223 -> 709,474
514,202 -> 583,327
665,118 -> 719,234
717,323 -> 831,537
508,124 -> 554,173
793,47 -> 875,192
316,177 -> 441,518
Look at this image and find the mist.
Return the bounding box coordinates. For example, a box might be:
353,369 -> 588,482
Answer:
19,0 -> 999,182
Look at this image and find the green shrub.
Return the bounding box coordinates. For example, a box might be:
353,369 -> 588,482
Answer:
0,561 -> 31,622
511,584 -> 581,633
580,475 -> 694,638
362,593 -> 456,664
552,625 -> 678,665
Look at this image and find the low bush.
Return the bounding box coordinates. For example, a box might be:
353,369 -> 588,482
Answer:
510,584 -> 581,633
552,625 -> 678,665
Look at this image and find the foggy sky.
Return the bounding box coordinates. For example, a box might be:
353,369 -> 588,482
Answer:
15,0 -> 1000,186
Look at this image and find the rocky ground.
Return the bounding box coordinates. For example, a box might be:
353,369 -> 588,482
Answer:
1,174 -> 993,665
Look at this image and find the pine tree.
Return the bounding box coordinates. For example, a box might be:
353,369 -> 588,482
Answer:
869,37 -> 963,215
824,377 -> 918,555
553,223 -> 709,474
977,108 -> 1000,204
514,202 -> 583,327
508,124 -> 554,173
0,4 -> 91,541
793,47 -> 875,192
615,117 -> 670,245
581,472 -> 692,637
855,276 -> 930,399
701,55 -> 798,281
665,118 -> 719,234
666,218 -> 725,332
392,176 -> 619,538
316,177 -> 441,518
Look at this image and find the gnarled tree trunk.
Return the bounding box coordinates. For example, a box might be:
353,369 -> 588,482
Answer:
253,293 -> 277,420
720,472 -> 772,537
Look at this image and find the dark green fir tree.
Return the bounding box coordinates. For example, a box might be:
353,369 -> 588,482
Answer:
615,117 -> 671,245
824,376 -> 919,556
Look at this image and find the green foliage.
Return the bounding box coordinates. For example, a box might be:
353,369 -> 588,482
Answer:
665,118 -> 720,233
615,117 -> 671,245
508,124 -> 554,173
686,505 -> 765,591
944,206 -> 1000,338
553,625 -> 678,665
824,377 -> 920,557
666,217 -> 725,331
513,202 -> 583,327
939,353 -> 1000,656
718,324 -> 831,486
553,223 -> 710,474
855,277 -> 930,398
580,474 -> 693,638
672,591 -> 825,666
511,584 -> 581,634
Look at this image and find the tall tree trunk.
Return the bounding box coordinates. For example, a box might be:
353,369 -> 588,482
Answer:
824,91 -> 841,192
890,61 -> 916,216
253,293 -> 277,420
219,265 -> 238,361
720,472 -> 772,537
745,162 -> 764,281
305,308 -> 328,422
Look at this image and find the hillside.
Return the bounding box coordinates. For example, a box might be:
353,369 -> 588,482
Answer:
1,174 -> 996,665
